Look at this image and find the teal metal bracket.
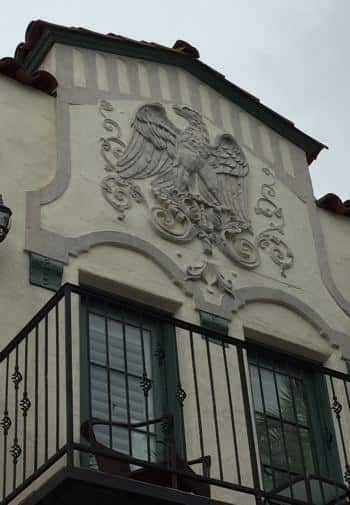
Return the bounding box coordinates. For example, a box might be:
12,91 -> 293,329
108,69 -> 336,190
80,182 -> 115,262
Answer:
343,358 -> 350,375
29,253 -> 64,291
199,310 -> 229,343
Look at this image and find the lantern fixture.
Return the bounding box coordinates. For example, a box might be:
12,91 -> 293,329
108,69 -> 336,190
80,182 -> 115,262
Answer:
0,194 -> 12,243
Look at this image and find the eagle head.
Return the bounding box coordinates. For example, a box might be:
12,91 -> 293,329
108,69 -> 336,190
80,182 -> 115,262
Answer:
173,105 -> 201,123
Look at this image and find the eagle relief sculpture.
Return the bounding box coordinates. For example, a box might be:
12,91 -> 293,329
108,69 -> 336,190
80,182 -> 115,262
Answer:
100,101 -> 260,270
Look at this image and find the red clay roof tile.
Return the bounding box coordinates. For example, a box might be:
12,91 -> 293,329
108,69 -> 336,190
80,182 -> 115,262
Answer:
316,193 -> 350,217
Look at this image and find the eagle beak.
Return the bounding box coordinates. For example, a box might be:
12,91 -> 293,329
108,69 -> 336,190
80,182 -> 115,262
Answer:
173,105 -> 184,117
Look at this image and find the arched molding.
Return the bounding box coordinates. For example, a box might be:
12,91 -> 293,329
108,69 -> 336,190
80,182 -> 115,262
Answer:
231,286 -> 349,352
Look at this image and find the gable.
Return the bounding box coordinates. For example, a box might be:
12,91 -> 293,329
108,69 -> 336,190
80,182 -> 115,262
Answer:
17,20 -> 325,164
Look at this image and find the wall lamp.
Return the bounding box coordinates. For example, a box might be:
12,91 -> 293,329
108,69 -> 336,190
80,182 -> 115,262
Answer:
0,194 -> 12,243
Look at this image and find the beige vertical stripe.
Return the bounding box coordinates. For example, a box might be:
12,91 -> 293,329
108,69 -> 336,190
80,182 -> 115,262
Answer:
138,62 -> 152,98
96,54 -> 109,91
115,57 -> 130,94
72,49 -> 86,87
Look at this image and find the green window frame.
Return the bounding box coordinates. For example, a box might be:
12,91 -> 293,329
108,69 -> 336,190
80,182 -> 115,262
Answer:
79,289 -> 185,466
248,348 -> 342,492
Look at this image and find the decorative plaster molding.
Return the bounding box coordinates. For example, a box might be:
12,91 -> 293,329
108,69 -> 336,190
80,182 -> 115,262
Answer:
255,167 -> 294,277
98,100 -> 260,270
186,261 -> 236,298
99,100 -> 145,220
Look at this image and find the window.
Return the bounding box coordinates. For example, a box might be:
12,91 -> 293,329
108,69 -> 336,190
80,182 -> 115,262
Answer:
80,292 -> 183,466
248,348 -> 342,493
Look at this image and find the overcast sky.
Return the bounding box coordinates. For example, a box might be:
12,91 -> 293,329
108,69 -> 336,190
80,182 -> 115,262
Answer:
1,0 -> 349,200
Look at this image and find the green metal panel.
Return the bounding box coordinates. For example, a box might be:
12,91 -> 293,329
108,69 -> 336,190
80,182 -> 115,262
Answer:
199,310 -> 229,336
29,252 -> 64,291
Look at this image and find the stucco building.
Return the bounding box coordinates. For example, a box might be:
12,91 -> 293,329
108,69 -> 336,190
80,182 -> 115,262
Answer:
0,20 -> 350,505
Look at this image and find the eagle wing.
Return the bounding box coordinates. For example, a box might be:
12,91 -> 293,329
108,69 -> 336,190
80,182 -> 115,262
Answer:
117,103 -> 180,180
199,133 -> 250,225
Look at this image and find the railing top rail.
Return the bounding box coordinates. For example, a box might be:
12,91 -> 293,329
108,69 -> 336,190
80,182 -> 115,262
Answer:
0,285 -> 66,363
1,282 -> 349,383
68,283 -> 350,383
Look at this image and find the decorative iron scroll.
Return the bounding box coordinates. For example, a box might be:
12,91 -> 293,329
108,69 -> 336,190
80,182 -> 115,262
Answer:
98,101 -> 260,270
255,167 -> 294,277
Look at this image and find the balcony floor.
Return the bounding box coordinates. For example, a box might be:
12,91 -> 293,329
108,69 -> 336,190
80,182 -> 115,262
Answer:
20,467 -> 222,505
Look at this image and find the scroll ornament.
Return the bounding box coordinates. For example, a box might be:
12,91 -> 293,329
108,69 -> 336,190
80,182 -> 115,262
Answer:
255,167 -> 294,277
99,100 -> 145,221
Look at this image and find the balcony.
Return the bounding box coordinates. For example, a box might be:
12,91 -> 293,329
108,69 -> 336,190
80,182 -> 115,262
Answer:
1,284 -> 350,505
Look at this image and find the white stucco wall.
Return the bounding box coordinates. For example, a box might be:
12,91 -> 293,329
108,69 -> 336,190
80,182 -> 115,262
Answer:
0,44 -> 349,504
318,208 -> 350,305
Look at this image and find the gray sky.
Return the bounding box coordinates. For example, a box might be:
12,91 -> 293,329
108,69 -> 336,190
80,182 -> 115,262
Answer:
1,0 -> 349,200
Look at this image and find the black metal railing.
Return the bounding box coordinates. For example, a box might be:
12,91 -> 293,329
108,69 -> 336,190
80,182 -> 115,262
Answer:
1,283 -> 350,505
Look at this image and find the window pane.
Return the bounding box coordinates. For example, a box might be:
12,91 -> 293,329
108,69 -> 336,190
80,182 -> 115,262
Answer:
110,371 -> 154,423
267,419 -> 287,468
293,378 -> 308,425
273,469 -> 293,491
261,368 -> 279,417
108,319 -> 124,371
89,314 -> 106,366
255,413 -> 271,465
132,431 -> 157,462
276,373 -> 295,423
90,365 -> 109,419
250,365 -> 263,413
262,467 -> 274,491
93,424 -> 110,448
125,324 -> 144,376
300,428 -> 315,473
284,424 -> 303,474
111,425 -> 130,454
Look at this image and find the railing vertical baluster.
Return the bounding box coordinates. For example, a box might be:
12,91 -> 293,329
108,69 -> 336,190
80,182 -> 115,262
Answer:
34,326 -> 39,472
2,356 -> 10,502
343,379 -> 350,412
55,304 -> 60,452
222,340 -> 241,484
86,296 -> 92,422
44,315 -> 49,462
139,313 -> 151,463
65,285 -> 74,467
12,345 -> 21,492
236,343 -> 262,504
189,330 -> 205,473
22,335 -> 29,483
104,303 -> 113,450
121,309 -> 132,457
330,376 -> 350,482
174,326 -> 187,461
205,333 -> 223,481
